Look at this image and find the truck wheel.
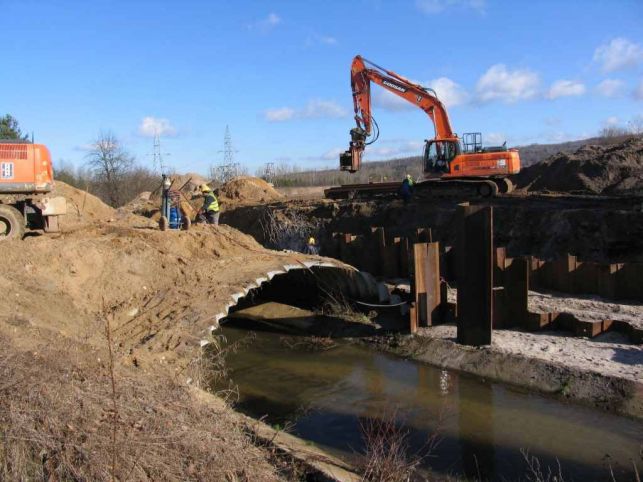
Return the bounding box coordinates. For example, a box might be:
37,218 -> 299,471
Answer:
0,205 -> 25,241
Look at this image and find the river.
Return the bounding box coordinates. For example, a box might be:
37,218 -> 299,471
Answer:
216,320 -> 642,481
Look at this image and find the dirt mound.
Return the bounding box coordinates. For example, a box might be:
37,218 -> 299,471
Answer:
220,176 -> 283,205
52,180 -> 116,227
512,137 -> 643,195
166,172 -> 208,196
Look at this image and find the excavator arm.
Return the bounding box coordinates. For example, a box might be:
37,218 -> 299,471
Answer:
341,55 -> 457,172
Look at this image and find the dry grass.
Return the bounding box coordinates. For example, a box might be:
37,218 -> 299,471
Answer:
358,407 -> 442,482
0,334 -> 280,481
319,294 -> 373,326
259,208 -> 314,251
521,449 -> 566,482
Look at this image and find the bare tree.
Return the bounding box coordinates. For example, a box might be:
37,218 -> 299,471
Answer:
86,131 -> 134,207
599,125 -> 630,138
628,116 -> 643,136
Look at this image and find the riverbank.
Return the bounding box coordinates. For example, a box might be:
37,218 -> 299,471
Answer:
369,325 -> 643,419
0,216 -> 361,480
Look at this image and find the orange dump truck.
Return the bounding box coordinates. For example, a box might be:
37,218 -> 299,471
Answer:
0,142 -> 66,240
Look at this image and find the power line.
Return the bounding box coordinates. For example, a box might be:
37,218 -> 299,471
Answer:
211,125 -> 240,182
149,132 -> 170,173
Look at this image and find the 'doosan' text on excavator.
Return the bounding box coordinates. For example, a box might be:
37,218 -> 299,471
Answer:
338,55 -> 521,197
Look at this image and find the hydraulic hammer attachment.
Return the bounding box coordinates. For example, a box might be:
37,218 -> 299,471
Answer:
340,127 -> 367,173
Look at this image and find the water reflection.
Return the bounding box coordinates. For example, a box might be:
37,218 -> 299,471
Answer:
216,323 -> 642,481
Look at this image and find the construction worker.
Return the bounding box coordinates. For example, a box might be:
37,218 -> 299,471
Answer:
196,184 -> 220,225
399,174 -> 414,204
304,236 -> 319,255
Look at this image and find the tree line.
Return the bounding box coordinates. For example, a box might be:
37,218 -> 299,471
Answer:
265,123 -> 643,188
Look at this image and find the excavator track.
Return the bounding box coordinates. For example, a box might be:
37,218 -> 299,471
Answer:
324,177 -> 512,201
414,179 -> 499,199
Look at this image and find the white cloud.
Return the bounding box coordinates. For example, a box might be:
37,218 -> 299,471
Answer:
248,12 -> 281,32
373,76 -> 468,111
634,80 -> 643,100
593,38 -> 643,72
264,100 -> 347,122
304,33 -> 339,48
373,89 -> 412,111
603,116 -> 620,127
476,64 -> 540,103
312,34 -> 337,45
546,80 -> 586,99
300,99 -> 347,119
596,79 -> 625,98
366,140 -> 424,158
264,107 -> 295,122
427,77 -> 469,107
138,117 -> 177,137
416,0 -> 485,14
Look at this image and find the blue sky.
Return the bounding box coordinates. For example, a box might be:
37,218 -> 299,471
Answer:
2,0 -> 642,175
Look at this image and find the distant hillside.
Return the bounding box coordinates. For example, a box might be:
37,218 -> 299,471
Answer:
271,135 -> 636,188
517,134 -> 635,167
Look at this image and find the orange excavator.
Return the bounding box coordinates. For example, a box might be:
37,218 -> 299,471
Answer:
335,55 -> 521,198
0,141 -> 66,240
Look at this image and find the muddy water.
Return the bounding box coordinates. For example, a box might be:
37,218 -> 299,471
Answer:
218,323 -> 642,481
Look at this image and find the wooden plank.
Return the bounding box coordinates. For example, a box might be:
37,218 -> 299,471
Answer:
456,205 -> 493,346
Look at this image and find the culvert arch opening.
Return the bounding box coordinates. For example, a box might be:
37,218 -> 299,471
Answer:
218,264 -> 399,337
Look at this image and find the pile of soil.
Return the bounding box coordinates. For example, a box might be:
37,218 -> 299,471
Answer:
52,180 -> 116,227
220,176 -> 283,204
512,137 -> 643,195
0,219 -> 316,480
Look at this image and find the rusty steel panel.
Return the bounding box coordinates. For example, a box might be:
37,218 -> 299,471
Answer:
396,236 -> 410,278
504,257 -> 529,329
413,243 -> 428,326
574,261 -> 600,295
456,205 -> 493,346
492,287 -> 506,329
409,302 -> 418,334
598,263 -> 621,299
425,242 -> 441,326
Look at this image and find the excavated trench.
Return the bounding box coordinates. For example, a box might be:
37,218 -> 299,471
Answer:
213,198 -> 643,480
207,251 -> 642,481
222,195 -> 643,263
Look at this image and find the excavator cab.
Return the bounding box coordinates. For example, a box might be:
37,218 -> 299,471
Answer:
423,139 -> 459,174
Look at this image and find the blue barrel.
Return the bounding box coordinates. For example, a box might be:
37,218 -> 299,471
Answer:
169,207 -> 181,229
